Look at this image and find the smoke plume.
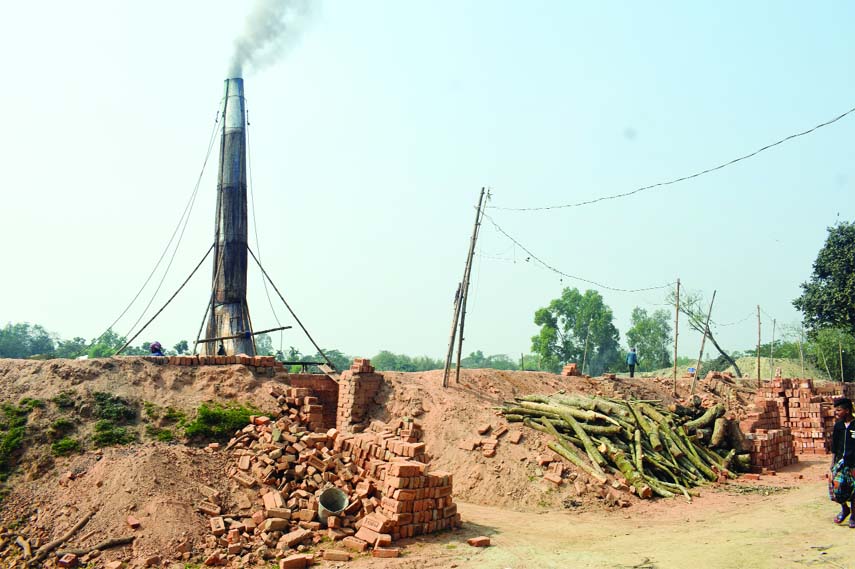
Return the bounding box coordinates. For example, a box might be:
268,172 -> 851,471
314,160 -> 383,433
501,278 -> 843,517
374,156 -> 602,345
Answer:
228,0 -> 311,78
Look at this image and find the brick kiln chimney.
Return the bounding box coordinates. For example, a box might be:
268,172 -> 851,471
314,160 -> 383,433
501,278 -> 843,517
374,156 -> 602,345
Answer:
204,78 -> 254,356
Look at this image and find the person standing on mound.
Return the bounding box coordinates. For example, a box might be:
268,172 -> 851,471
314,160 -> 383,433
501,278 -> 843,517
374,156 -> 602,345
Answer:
829,397 -> 855,527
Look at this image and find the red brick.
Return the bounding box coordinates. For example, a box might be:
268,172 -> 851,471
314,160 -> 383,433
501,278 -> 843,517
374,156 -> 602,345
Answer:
354,525 -> 381,544
467,536 -> 491,547
58,554 -> 78,568
126,515 -> 141,529
322,550 -> 351,561
342,536 -> 369,552
209,516 -> 225,536
279,555 -> 311,569
372,547 -> 401,558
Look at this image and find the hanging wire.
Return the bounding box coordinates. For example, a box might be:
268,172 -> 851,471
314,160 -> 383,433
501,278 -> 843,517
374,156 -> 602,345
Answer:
490,104 -> 855,212
97,107 -> 221,343
246,106 -> 285,353
480,211 -> 675,293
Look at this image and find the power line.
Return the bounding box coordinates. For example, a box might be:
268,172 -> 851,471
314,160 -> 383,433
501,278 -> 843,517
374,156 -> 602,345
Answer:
490,104 -> 855,212
481,211 -> 675,293
99,107 -> 221,342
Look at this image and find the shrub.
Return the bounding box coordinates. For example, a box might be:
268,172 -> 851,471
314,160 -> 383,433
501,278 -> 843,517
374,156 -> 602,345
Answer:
184,402 -> 257,442
92,420 -> 137,447
93,392 -> 136,423
48,418 -> 76,440
51,437 -> 81,456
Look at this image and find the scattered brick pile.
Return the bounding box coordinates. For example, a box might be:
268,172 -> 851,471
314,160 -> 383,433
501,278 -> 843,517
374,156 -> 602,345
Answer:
457,423 -> 518,458
742,378 -> 855,468
200,384 -> 459,567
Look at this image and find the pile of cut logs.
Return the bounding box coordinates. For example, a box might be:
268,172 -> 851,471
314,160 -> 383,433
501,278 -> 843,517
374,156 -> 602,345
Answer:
501,394 -> 751,500
200,386 -> 460,567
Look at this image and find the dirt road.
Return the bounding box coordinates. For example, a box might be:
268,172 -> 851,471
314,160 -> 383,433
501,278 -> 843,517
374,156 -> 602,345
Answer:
353,458 -> 853,569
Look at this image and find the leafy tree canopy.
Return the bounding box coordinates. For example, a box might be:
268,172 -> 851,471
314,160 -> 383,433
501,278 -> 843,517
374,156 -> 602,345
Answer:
794,221 -> 855,335
626,307 -> 672,371
0,323 -> 54,358
531,288 -> 621,375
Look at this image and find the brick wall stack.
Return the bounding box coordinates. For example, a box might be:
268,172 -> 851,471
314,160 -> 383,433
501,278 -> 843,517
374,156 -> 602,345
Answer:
288,374 -> 339,431
337,359 -> 384,432
375,463 -> 456,540
745,378 -> 855,462
141,354 -> 284,376
744,429 -> 796,471
560,363 -> 580,377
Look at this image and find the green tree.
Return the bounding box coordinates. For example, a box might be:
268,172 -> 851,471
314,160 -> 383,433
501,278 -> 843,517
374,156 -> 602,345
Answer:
531,288 -> 621,375
461,350 -> 519,370
313,349 -> 351,372
255,334 -> 274,356
173,340 -> 189,355
86,330 -> 126,358
794,222 -> 855,336
626,308 -> 672,371
0,323 -> 55,358
54,337 -> 89,359
808,328 -> 855,382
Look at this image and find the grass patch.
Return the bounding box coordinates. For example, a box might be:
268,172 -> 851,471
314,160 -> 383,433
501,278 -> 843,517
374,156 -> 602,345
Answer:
145,425 -> 175,442
163,407 -> 186,424
92,420 -> 137,447
93,392 -> 136,423
48,418 -> 76,440
184,402 -> 258,442
51,436 -> 81,456
0,399 -> 42,480
52,391 -> 76,410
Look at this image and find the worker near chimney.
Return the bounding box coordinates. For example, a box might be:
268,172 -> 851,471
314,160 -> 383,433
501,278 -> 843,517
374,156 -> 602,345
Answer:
150,341 -> 165,357
830,397 -> 855,527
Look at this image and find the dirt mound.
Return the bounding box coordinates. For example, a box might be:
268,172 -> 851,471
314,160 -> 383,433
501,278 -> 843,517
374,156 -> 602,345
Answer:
3,445 -> 229,565
0,358 -> 757,565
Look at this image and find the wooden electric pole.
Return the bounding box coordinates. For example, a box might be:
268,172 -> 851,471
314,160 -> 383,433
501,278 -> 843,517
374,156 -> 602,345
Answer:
769,318 -> 776,380
672,278 -> 680,395
756,305 -> 761,387
443,188 -> 487,387
690,290 -> 715,395
840,340 -> 845,382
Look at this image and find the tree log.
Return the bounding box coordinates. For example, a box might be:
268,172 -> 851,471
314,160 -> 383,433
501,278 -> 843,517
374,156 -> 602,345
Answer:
557,411 -> 608,468
710,418 -> 728,448
600,439 -> 652,498
30,511 -> 94,564
683,404 -> 724,432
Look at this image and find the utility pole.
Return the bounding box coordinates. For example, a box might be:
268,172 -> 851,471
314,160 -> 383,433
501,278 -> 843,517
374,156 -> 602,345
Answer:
581,319 -> 593,376
840,340 -> 845,383
443,188 -> 487,387
756,306 -> 761,388
673,278 -> 680,395
798,325 -> 805,378
690,290 -> 715,395
769,318 -> 776,380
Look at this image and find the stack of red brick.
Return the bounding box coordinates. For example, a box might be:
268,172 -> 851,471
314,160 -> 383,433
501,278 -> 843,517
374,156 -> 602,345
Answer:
744,428 -> 796,471
743,378 -> 855,466
560,363 -> 580,377
198,386 -> 459,567
142,354 -> 283,371
337,363 -> 383,431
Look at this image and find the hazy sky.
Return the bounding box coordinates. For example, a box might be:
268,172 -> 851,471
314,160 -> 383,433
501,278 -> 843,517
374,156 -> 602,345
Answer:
1,1 -> 852,361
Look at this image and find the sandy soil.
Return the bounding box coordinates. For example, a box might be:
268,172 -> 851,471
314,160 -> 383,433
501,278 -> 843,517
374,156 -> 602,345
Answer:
0,358 -> 836,568
349,458 -> 849,569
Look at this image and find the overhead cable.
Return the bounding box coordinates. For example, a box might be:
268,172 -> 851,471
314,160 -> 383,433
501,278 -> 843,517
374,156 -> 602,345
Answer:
490,105 -> 855,212
481,212 -> 675,293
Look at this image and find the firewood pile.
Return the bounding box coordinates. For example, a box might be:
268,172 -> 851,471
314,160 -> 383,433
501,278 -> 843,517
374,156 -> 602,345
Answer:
200,385 -> 460,567
500,394 -> 752,501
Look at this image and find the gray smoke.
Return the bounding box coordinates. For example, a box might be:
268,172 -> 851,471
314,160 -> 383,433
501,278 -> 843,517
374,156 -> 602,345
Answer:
228,0 -> 311,78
